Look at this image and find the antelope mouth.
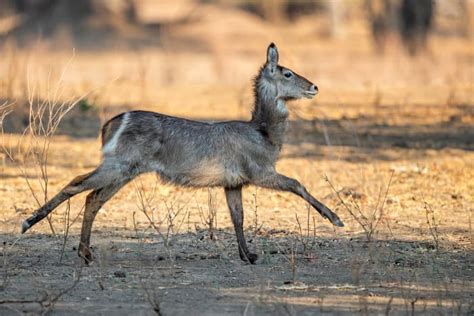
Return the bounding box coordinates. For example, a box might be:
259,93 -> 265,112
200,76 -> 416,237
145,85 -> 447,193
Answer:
303,91 -> 317,98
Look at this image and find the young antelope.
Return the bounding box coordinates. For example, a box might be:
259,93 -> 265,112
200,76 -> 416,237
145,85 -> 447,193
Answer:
22,43 -> 343,264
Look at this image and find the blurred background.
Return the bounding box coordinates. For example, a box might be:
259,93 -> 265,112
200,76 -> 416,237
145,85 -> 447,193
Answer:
0,0 -> 472,139
1,3 -> 473,314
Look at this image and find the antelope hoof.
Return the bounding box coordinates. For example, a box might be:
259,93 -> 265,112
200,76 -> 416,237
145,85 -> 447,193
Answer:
322,209 -> 344,227
240,252 -> 258,264
78,245 -> 94,264
329,214 -> 344,227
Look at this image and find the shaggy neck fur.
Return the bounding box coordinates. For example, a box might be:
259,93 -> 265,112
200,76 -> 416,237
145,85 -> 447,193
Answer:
250,67 -> 288,148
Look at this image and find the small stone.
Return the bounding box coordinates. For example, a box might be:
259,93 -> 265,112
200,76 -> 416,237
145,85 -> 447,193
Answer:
451,194 -> 462,200
114,271 -> 126,278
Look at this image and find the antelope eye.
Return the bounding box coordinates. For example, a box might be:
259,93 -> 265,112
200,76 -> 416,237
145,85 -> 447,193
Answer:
284,71 -> 293,78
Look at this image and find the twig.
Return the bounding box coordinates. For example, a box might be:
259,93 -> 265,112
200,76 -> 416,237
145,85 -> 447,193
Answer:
59,199 -> 71,263
139,278 -> 163,316
41,268 -> 82,315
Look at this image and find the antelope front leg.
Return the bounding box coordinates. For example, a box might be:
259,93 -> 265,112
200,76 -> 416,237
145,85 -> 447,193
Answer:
254,173 -> 344,227
224,187 -> 258,264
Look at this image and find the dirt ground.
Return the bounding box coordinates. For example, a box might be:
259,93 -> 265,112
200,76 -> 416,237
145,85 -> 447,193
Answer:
1,3 -> 473,315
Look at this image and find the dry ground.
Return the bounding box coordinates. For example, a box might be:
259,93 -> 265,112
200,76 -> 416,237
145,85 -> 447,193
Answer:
0,4 -> 473,315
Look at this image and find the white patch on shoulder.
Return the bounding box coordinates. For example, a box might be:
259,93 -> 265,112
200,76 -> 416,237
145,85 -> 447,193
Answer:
276,99 -> 288,115
102,112 -> 130,154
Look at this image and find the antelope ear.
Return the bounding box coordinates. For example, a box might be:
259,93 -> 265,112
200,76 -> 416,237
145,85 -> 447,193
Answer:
266,42 -> 279,73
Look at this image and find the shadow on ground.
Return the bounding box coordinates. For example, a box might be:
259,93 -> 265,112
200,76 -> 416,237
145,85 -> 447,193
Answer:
1,229 -> 472,315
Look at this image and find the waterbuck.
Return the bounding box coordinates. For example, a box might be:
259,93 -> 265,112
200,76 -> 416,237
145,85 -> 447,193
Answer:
21,43 -> 343,264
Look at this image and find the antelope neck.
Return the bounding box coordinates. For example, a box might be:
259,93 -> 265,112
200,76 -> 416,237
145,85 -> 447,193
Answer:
251,76 -> 288,148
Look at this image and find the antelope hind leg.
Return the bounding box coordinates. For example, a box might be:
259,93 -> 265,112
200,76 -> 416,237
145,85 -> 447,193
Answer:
78,179 -> 131,263
21,170 -> 98,233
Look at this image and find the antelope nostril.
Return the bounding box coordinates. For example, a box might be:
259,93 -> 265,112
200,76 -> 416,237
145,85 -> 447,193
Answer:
310,85 -> 318,92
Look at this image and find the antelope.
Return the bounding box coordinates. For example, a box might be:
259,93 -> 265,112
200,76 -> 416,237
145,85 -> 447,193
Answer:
21,43 -> 343,264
